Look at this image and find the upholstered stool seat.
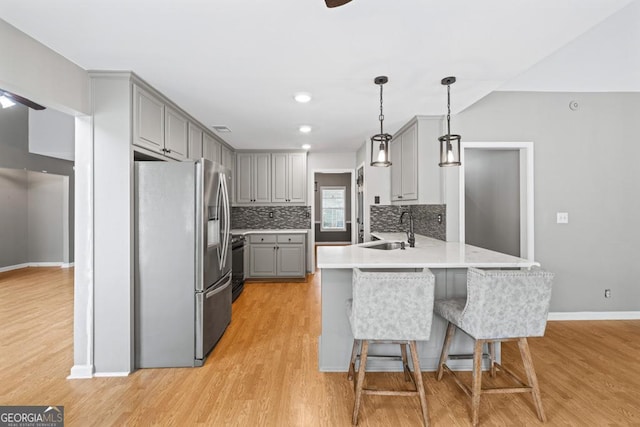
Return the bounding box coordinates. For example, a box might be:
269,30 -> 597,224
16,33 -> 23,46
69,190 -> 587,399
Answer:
434,267 -> 554,427
347,268 -> 435,426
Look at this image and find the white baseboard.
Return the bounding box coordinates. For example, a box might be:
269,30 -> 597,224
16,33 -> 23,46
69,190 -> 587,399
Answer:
548,311 -> 640,321
29,262 -> 64,267
61,262 -> 75,269
0,262 -> 68,273
93,371 -> 131,378
67,364 -> 94,379
0,263 -> 30,273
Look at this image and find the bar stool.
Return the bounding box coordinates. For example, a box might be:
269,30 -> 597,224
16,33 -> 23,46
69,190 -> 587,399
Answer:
347,268 -> 435,426
434,267 -> 554,426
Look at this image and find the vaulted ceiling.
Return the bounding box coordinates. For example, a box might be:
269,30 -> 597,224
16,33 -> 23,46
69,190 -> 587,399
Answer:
0,0 -> 637,152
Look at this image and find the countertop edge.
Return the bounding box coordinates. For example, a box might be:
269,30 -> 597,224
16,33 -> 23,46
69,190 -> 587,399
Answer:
231,229 -> 310,235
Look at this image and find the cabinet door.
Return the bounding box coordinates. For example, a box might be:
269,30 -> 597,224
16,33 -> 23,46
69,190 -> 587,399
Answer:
203,133 -> 221,164
236,153 -> 254,204
253,153 -> 271,203
221,145 -> 233,170
276,245 -> 305,277
133,85 -> 164,154
271,153 -> 288,203
249,244 -> 277,277
401,124 -> 418,200
287,153 -> 307,203
390,137 -> 403,201
188,123 -> 203,160
164,107 -> 188,161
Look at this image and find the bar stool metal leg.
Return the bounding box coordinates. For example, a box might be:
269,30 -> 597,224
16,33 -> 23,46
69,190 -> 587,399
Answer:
488,341 -> 497,378
400,343 -> 411,381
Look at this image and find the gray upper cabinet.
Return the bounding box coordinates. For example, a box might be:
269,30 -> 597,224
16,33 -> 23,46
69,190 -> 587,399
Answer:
221,145 -> 233,170
203,133 -> 221,164
271,152 -> 307,203
188,123 -> 203,160
236,153 -> 271,204
390,116 -> 442,204
133,82 -> 221,162
164,107 -> 189,161
390,121 -> 417,201
133,85 -> 165,154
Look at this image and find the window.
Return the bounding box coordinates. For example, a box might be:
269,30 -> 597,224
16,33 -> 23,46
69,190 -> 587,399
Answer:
321,186 -> 346,231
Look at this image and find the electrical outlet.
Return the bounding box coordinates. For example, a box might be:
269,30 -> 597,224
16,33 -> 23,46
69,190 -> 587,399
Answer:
604,289 -> 611,298
556,212 -> 569,224
269,211 -> 273,219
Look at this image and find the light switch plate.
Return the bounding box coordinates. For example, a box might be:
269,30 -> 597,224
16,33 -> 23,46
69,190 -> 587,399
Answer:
557,212 -> 569,224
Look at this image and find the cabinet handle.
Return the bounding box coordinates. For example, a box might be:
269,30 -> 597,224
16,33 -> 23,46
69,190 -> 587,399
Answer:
166,149 -> 171,153
288,238 -> 291,242
398,195 -> 403,199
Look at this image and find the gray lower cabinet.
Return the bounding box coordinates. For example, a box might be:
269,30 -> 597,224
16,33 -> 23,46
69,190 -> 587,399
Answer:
247,233 -> 305,278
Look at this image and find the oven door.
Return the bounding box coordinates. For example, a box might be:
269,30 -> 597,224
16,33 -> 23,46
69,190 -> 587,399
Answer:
195,272 -> 232,364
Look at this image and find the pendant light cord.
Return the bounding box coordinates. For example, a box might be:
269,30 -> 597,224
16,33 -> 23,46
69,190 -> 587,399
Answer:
379,84 -> 385,135
446,84 -> 451,137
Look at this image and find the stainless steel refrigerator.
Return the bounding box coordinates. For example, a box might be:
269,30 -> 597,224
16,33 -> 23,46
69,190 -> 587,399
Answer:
134,159 -> 232,368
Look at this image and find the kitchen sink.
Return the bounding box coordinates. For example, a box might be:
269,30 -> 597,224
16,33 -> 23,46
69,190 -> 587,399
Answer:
364,242 -> 405,250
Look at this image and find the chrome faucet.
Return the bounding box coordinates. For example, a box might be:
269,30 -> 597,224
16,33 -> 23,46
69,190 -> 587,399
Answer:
399,210 -> 415,248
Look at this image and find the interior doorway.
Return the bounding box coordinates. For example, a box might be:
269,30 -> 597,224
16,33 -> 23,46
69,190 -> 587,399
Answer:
310,169 -> 355,270
458,142 -> 535,261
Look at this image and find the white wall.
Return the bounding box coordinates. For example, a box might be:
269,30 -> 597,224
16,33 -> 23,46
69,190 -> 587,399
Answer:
27,171 -> 67,263
0,19 -> 89,115
0,168 -> 68,269
0,168 -> 28,268
455,91 -> 640,312
29,108 -> 75,161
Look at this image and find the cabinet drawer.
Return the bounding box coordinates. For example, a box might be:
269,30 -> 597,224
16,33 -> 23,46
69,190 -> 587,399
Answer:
249,234 -> 277,244
277,234 -> 304,244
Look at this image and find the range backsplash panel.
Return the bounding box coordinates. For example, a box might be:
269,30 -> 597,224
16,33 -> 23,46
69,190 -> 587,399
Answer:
370,204 -> 446,241
232,206 -> 311,230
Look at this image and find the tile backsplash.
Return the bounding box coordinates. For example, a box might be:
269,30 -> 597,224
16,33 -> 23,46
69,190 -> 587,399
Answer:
370,204 -> 446,241
232,206 -> 311,230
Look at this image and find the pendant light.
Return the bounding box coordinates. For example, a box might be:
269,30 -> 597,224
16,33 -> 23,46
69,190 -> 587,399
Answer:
370,76 -> 392,167
438,76 -> 461,167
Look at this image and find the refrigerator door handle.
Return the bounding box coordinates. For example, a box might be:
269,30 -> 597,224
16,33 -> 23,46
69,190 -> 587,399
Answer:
220,173 -> 231,268
216,176 -> 225,268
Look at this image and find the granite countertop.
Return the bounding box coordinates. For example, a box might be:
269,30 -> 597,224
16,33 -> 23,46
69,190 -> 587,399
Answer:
316,232 -> 538,269
231,229 -> 309,236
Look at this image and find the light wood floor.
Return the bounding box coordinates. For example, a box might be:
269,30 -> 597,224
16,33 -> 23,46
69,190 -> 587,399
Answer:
1,267 -> 639,426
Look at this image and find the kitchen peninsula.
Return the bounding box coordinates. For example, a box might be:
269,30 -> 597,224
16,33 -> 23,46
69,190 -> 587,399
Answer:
316,233 -> 539,372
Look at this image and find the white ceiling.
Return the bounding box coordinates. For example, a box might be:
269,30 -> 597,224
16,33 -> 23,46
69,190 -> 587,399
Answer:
0,0 -> 637,152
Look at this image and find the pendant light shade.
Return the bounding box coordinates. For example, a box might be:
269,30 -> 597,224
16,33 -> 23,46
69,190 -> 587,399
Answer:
438,76 -> 461,167
370,76 -> 392,167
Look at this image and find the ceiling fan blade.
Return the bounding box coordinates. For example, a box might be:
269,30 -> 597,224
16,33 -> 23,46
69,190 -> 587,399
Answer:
1,89 -> 46,110
325,0 -> 352,8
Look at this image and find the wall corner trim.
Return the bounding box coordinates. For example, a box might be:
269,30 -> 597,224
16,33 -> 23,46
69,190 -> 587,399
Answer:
67,364 -> 94,379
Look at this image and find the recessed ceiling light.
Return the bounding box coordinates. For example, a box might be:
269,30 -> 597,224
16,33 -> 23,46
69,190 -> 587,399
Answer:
294,92 -> 312,103
212,125 -> 231,133
302,144 -> 311,150
299,125 -> 312,133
